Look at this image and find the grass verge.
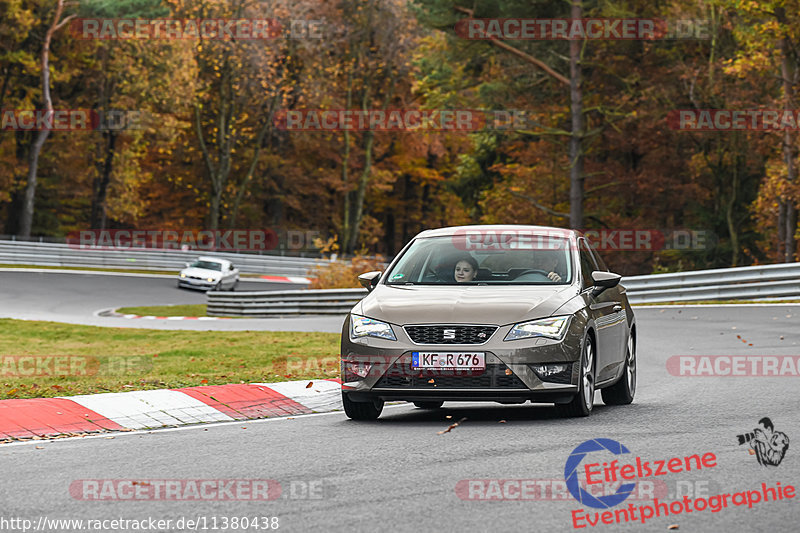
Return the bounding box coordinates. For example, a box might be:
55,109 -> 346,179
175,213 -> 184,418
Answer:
0,319 -> 340,400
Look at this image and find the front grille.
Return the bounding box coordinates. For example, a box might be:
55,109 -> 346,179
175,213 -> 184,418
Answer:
404,325 -> 497,345
375,364 -> 526,389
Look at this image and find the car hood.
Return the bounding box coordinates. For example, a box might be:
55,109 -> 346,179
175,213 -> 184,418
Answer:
356,284 -> 577,326
181,267 -> 221,278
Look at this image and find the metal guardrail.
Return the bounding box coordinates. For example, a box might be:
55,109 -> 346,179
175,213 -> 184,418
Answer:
0,240 -> 328,277
623,262 -> 800,303
206,263 -> 800,316
207,288 -> 367,316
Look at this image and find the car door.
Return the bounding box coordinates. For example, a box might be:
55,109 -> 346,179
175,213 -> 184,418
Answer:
589,245 -> 628,364
579,239 -> 625,383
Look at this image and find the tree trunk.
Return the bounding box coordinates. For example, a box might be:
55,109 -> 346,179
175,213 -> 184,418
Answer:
91,131 -> 117,229
726,160 -> 739,267
568,0 -> 584,230
19,1 -> 73,237
341,68 -> 354,253
778,10 -> 797,262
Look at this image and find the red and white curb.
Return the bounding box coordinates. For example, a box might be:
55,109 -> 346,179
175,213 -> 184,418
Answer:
259,275 -> 313,284
0,379 -> 342,442
96,308 -> 231,320
121,315 -> 229,320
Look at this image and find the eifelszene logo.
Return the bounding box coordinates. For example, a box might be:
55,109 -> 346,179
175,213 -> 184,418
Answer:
565,438 -> 637,508
564,438 -> 719,511
737,417 -> 790,466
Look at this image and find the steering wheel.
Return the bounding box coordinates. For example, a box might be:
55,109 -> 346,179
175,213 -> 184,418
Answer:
423,264 -> 453,283
512,269 -> 552,281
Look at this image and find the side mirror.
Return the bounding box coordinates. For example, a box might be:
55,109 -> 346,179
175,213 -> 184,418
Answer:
358,271 -> 382,292
591,271 -> 621,297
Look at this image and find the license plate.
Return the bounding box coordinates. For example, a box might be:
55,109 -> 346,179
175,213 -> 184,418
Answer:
412,352 -> 485,370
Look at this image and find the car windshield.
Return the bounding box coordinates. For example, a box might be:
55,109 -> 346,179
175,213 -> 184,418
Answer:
385,233 -> 573,285
189,260 -> 222,271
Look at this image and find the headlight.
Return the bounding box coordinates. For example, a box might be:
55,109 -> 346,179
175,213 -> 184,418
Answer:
350,315 -> 396,341
505,316 -> 570,341
207,277 -> 215,282
180,273 -> 186,278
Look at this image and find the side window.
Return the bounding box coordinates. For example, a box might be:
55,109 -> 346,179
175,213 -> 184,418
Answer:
579,240 -> 598,289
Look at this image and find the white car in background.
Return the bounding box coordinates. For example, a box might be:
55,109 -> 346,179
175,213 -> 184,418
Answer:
177,257 -> 239,291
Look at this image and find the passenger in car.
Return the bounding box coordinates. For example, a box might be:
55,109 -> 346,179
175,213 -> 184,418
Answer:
454,255 -> 479,282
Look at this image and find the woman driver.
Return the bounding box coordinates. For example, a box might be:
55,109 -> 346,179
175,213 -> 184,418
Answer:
454,255 -> 479,282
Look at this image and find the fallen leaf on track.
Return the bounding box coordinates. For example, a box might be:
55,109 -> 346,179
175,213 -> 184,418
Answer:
438,417 -> 467,435
306,382 -> 313,388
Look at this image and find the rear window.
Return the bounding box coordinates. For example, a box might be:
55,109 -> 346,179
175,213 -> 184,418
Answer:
385,233 -> 573,285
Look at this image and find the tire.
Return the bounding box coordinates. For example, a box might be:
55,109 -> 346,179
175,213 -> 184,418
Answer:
601,330 -> 636,405
342,392 -> 383,420
555,334 -> 596,418
413,401 -> 444,409
231,279 -> 239,291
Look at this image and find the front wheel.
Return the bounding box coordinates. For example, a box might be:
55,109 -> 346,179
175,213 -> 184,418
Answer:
555,335 -> 595,418
601,331 -> 636,405
342,393 -> 383,420
413,401 -> 444,409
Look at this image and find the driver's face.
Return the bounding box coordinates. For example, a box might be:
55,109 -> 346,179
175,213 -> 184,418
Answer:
454,261 -> 476,282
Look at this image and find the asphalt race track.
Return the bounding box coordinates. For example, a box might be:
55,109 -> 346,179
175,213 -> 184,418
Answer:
0,270 -> 343,332
1,300 -> 798,532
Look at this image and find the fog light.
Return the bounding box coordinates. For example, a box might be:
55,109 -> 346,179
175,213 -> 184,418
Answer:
533,363 -> 569,376
345,361 -> 372,379
530,363 -> 572,384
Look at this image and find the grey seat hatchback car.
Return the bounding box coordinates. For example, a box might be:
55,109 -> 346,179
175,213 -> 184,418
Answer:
340,225 -> 636,420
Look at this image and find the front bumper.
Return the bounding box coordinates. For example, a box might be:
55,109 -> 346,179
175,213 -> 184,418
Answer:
178,277 -> 217,290
340,317 -> 585,404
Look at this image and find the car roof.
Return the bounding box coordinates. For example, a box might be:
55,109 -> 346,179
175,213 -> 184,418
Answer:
414,224 -> 582,239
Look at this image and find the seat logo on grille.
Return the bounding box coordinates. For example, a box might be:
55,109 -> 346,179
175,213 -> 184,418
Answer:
442,329 -> 457,340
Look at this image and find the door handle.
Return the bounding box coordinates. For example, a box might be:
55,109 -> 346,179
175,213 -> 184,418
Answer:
613,305 -> 623,312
